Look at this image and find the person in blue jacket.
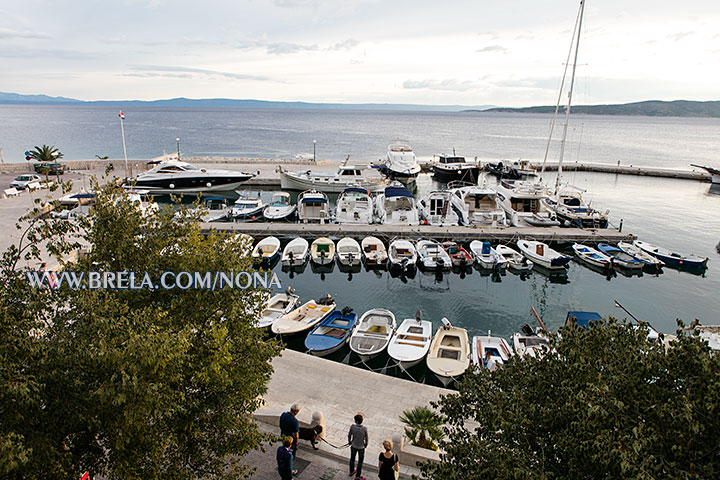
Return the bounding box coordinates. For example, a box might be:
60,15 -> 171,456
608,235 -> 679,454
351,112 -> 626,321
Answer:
277,436 -> 294,480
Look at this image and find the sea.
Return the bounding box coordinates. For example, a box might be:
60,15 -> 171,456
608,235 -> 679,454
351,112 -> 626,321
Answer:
2,104 -> 719,384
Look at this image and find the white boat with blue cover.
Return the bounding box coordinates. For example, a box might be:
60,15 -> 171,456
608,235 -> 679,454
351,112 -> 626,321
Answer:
469,240 -> 507,270
633,240 -> 708,269
572,243 -> 613,269
297,190 -> 331,224
304,308 -> 358,356
597,243 -> 644,270
375,182 -> 420,225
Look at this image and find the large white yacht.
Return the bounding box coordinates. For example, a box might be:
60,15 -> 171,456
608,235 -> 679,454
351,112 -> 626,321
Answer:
130,160 -> 255,194
416,190 -> 464,226
383,140 -> 421,177
495,179 -> 560,227
374,182 -> 419,225
279,162 -> 385,193
335,187 -> 374,224
450,183 -> 507,228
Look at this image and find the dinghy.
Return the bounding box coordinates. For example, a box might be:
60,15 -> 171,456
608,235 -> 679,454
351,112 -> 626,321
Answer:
426,318 -> 471,386
633,240 -> 708,269
597,243 -> 644,270
511,324 -> 549,358
469,240 -> 507,270
387,313 -> 433,370
361,236 -> 388,266
617,241 -> 664,271
304,307 -> 358,356
256,289 -> 300,329
282,238 -> 309,267
251,236 -> 281,264
517,240 -> 572,270
441,241 -> 473,268
349,308 -> 396,361
495,244 -> 533,272
271,296 -> 336,336
416,240 -> 452,271
572,243 -> 612,269
310,237 -> 335,265
471,333 -> 513,371
263,192 -> 296,221
387,239 -> 417,272
336,237 -> 362,266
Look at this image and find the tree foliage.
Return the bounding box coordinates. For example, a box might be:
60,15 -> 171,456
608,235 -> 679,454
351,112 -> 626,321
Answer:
400,406 -> 443,450
422,321 -> 720,480
0,184 -> 281,479
28,144 -> 63,163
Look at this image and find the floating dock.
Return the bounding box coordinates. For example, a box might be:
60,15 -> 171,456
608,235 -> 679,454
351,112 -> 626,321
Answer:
528,162 -> 710,181
201,222 -> 634,244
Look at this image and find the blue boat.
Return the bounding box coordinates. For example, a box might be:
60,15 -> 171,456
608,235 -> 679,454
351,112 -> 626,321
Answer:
597,243 -> 644,270
634,240 -> 708,269
565,311 -> 605,329
304,308 -> 358,356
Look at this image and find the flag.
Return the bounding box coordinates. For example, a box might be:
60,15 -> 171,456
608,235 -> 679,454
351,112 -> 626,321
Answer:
80,472 -> 89,480
614,300 -> 621,308
119,112 -> 125,119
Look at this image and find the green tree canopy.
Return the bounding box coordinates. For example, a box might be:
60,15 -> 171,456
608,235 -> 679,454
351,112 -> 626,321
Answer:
28,144 -> 63,162
422,321 -> 720,480
0,184 -> 281,479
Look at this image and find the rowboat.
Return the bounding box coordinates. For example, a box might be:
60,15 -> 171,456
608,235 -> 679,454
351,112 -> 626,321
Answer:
305,308 -> 358,356
597,243 -> 644,270
349,308 -> 396,361
251,236 -> 281,264
469,240 -> 507,270
361,236 -> 388,266
495,244 -> 533,272
336,237 -> 362,266
572,243 -> 612,269
441,241 -> 473,268
256,290 -> 300,329
633,240 -> 708,269
387,239 -> 417,272
270,297 -> 336,336
387,315 -> 433,369
282,238 -> 309,267
617,241 -> 664,271
511,324 -> 549,358
471,333 -> 514,371
310,237 -> 335,265
517,240 -> 572,270
416,240 -> 452,271
426,318 -> 471,386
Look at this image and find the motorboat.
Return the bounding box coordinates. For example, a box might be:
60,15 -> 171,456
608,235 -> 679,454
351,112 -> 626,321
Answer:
441,242 -> 473,268
617,241 -> 664,271
256,289 -> 300,329
469,240 -> 507,270
130,160 -> 255,194
304,307 -> 358,356
543,185 -> 609,229
633,240 -> 709,269
449,182 -> 507,227
387,239 -> 417,272
195,196 -> 230,222
297,190 -> 331,224
282,238 -> 310,267
361,236 -> 388,266
426,318 -> 471,386
495,179 -> 560,227
517,240 -> 572,270
335,187 -> 374,224
597,243 -> 645,270
572,243 -> 613,270
279,162 -> 386,193
230,191 -> 266,220
251,236 -> 281,265
495,244 -> 533,272
416,240 -> 452,271
431,154 -> 481,183
336,237 -> 362,266
417,190 -> 463,226
349,308 -> 396,361
270,296 -> 336,336
374,182 -> 420,225
471,333 -> 514,371
387,313 -> 433,369
511,324 -> 549,358
383,139 -> 421,177
486,160 -> 536,180
263,192 -> 297,221
310,237 -> 335,265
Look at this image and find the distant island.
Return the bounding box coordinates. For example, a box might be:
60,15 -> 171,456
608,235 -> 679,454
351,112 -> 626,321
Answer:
480,100 -> 720,118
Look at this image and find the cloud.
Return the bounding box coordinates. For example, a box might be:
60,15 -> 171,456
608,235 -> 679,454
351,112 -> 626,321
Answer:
476,45 -> 507,54
328,38 -> 359,51
667,31 -> 693,42
266,42 -> 319,54
0,28 -> 51,40
273,0 -> 319,7
128,65 -> 274,81
403,79 -> 483,92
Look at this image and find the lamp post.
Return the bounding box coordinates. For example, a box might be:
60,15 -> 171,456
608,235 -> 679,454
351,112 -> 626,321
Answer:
313,139 -> 316,163
176,138 -> 181,161
53,151 -> 61,184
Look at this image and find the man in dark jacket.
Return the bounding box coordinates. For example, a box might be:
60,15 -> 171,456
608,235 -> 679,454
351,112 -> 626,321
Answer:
280,403 -> 301,457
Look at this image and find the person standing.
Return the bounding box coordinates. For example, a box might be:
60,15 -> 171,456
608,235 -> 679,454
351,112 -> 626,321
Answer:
378,439 -> 399,480
277,436 -> 294,480
348,414 -> 368,479
280,403 -> 301,457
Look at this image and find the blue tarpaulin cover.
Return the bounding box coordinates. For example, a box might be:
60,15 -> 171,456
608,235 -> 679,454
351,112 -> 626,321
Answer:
566,311 -> 604,329
385,186 -> 414,198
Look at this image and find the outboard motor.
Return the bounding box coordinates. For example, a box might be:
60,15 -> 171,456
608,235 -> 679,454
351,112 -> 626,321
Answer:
341,306 -> 353,316
441,317 -> 452,330
521,323 -> 534,336
415,309 -> 423,322
286,286 -> 295,295
317,293 -> 333,306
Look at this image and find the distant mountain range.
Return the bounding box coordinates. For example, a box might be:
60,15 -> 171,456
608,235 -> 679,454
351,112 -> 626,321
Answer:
481,100 -> 720,118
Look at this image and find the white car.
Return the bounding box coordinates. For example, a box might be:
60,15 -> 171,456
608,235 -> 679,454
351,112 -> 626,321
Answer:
10,174 -> 41,190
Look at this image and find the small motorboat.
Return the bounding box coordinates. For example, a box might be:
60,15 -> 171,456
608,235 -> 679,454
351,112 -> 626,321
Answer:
633,240 -> 708,269
297,190 -> 331,224
349,308 -> 396,361
361,236 -> 388,266
617,241 -> 664,271
597,243 -> 644,270
282,238 -> 310,267
416,240 -> 452,271
387,239 -> 417,272
517,240 -> 572,270
572,243 -> 613,270
310,237 -> 335,265
471,333 -> 514,371
387,313 -> 433,370
304,307 -> 358,356
511,324 -> 549,358
230,191 -> 266,220
270,295 -> 336,336
256,289 -> 300,329
251,236 -> 281,264
431,154 -> 481,183
336,237 -> 362,266
263,192 -> 297,221
469,240 -> 507,270
441,241 -> 473,268
335,187 -> 374,224
196,196 -> 231,222
495,244 -> 533,272
426,318 -> 471,387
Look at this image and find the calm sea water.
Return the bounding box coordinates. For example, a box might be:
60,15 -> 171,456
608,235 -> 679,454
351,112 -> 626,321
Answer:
2,105 -> 719,379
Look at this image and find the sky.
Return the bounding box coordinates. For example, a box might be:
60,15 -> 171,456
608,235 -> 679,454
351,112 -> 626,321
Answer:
1,0 -> 719,107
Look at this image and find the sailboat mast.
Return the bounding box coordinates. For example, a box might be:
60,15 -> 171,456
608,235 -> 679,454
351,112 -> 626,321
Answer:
555,0 -> 585,194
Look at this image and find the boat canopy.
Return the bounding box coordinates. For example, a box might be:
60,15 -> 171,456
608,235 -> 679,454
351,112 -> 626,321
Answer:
71,193 -> 96,199
385,186 -> 414,198
343,187 -> 370,195
566,311 -> 604,329
302,196 -> 327,204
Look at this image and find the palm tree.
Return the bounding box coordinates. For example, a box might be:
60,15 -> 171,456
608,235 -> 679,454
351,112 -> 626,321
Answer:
399,406 -> 444,450
29,144 -> 63,162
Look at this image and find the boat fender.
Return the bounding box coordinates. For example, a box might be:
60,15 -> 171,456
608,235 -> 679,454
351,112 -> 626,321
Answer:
201,169 -> 207,173
206,182 -> 212,188
169,183 -> 175,189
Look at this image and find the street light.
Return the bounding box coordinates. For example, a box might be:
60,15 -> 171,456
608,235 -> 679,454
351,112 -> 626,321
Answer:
313,139 -> 316,163
176,138 -> 181,161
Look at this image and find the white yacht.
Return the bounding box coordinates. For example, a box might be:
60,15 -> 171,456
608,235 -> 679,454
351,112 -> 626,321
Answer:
374,183 -> 419,225
450,183 -> 507,227
542,185 -> 609,229
297,190 -> 331,223
495,179 -> 560,227
383,139 -> 421,177
417,190 -> 463,226
230,192 -> 266,220
130,160 -> 254,194
279,162 -> 385,193
335,187 -> 374,224
263,192 -> 296,221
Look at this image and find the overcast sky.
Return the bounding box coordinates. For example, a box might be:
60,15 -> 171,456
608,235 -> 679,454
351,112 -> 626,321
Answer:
1,0 -> 718,106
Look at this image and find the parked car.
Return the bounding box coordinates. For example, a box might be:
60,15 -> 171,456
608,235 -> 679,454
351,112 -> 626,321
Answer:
33,162 -> 66,175
10,174 -> 41,190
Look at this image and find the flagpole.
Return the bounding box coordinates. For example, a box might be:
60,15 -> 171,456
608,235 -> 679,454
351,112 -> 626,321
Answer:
119,112 -> 129,178
613,299 -> 640,323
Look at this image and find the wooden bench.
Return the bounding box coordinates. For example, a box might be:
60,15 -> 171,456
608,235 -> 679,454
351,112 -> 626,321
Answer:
3,187 -> 20,198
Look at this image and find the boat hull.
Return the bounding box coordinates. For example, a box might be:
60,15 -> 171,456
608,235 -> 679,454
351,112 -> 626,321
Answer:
281,172 -> 384,193
432,166 -> 481,182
